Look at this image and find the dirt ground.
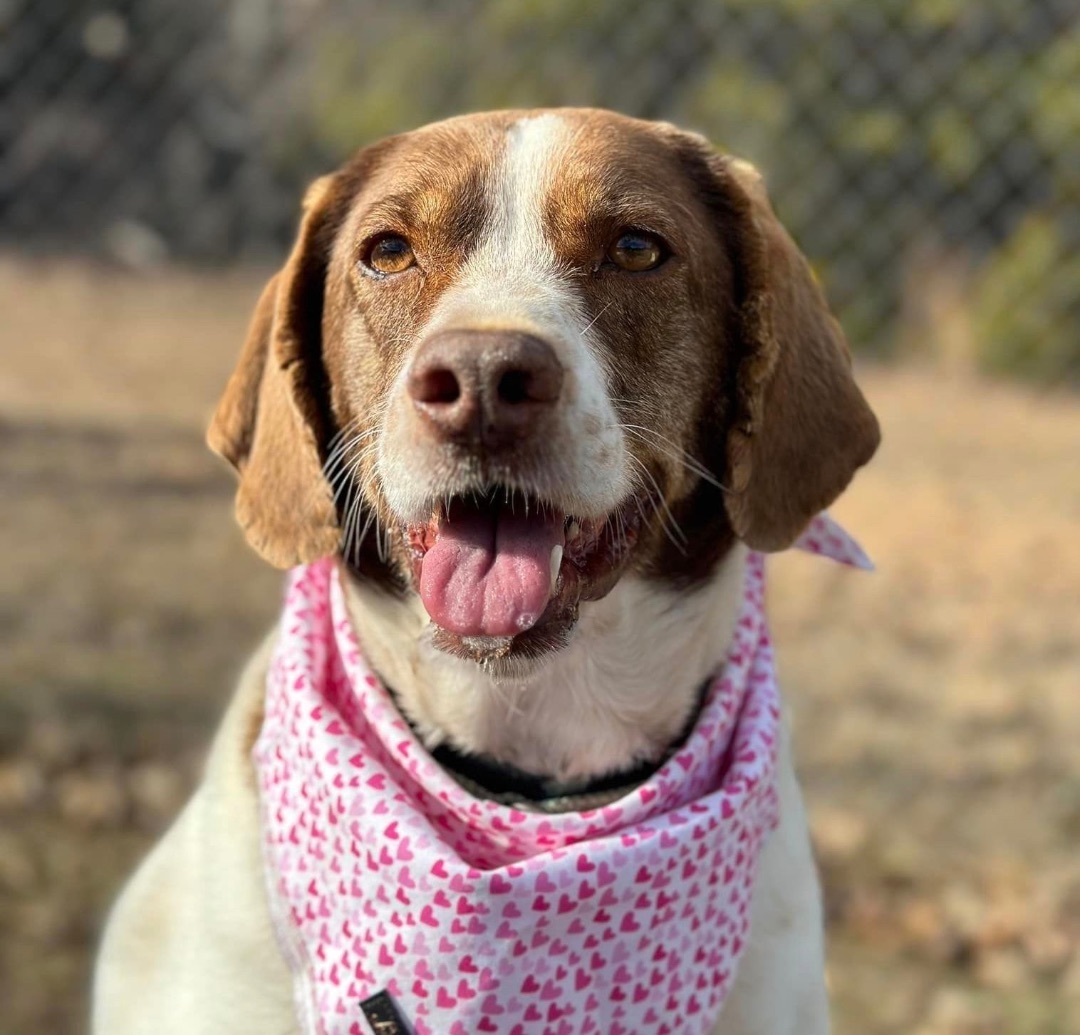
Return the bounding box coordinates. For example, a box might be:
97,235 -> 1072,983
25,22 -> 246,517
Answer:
0,257 -> 1077,1035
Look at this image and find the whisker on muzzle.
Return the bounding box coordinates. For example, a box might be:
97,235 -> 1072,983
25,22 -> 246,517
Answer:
617,423 -> 732,495
624,453 -> 688,553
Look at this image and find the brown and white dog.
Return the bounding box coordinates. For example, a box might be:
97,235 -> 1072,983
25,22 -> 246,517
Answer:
93,108 -> 879,1035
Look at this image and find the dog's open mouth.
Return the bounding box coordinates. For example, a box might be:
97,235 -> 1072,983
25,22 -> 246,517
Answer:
404,489 -> 640,657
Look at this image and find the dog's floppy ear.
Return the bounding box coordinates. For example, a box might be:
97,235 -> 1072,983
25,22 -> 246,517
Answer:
693,148 -> 880,551
207,176 -> 344,568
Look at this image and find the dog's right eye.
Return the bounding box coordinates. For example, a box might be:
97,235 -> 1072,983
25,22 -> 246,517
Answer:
363,235 -> 416,276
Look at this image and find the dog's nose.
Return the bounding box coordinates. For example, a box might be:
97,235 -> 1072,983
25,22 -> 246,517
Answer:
407,330 -> 564,448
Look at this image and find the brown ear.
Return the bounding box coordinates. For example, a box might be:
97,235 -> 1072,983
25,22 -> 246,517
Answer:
207,176 -> 343,568
708,155 -> 880,551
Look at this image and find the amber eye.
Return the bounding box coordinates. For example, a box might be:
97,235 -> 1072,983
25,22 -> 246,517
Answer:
364,234 -> 415,275
607,230 -> 667,272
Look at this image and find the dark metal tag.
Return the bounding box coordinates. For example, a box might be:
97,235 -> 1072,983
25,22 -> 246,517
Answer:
359,990 -> 413,1035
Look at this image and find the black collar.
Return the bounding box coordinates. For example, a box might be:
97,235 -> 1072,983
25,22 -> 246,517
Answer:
388,678 -> 712,814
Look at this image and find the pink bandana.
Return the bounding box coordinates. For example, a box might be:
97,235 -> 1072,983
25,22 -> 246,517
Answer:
256,515 -> 870,1035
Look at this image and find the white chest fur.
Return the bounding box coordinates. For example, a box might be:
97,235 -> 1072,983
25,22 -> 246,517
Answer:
342,546 -> 748,783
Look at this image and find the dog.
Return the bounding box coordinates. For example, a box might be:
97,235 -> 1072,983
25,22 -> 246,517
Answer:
92,108 -> 879,1035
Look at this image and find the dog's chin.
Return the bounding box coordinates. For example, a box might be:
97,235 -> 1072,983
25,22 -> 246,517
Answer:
398,488 -> 642,676
429,621 -> 575,680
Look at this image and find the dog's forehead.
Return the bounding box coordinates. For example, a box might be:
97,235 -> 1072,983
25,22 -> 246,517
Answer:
351,109 -> 694,229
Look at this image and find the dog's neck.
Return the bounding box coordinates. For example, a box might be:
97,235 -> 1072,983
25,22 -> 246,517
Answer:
340,545 -> 748,784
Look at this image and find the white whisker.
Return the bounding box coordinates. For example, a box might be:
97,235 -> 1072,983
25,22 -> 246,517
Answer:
579,300 -> 613,338
625,453 -> 687,553
618,423 -> 731,494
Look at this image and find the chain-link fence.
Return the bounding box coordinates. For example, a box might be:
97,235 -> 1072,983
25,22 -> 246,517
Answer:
2,0 -> 1078,379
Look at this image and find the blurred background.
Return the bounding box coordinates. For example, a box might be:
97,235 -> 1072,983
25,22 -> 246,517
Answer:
0,1 -> 1077,1033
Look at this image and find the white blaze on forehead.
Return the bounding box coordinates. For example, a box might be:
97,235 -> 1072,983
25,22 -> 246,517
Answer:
474,113 -> 566,282
431,113 -> 573,325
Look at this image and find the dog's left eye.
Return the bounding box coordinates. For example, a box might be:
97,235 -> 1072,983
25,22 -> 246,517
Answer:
607,230 -> 667,272
364,234 -> 416,275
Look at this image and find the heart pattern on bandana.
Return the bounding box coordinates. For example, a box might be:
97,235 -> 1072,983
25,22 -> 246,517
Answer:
255,514 -> 869,1035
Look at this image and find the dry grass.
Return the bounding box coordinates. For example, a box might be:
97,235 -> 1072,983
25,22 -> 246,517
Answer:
0,258 -> 1077,1034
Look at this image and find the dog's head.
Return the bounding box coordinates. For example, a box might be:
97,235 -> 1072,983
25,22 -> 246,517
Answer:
209,109 -> 879,671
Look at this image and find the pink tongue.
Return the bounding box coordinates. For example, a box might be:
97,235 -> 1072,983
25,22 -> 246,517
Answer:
419,501 -> 564,637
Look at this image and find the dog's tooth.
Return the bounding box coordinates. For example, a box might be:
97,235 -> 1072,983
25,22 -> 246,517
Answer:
566,520 -> 580,541
549,544 -> 563,587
